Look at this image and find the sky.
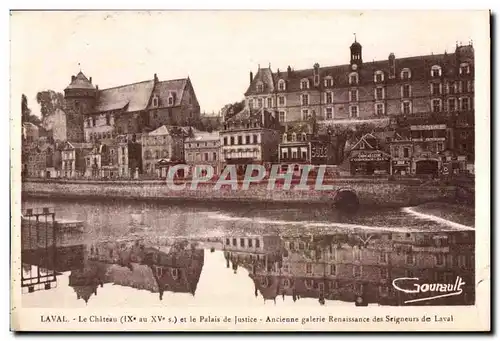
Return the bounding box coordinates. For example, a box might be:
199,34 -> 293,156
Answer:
10,10 -> 488,116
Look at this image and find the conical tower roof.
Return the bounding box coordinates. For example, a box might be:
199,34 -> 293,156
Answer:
65,71 -> 95,90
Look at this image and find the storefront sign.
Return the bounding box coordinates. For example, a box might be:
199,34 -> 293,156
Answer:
311,143 -> 328,160
410,124 -> 447,131
351,151 -> 389,162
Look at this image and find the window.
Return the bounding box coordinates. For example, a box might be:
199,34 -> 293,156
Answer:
435,254 -> 445,266
379,285 -> 389,297
237,136 -> 242,145
432,99 -> 442,112
403,147 -> 410,158
248,99 -> 254,109
168,96 -> 174,105
330,264 -> 337,275
267,97 -> 273,108
325,107 -> 333,120
353,247 -> 362,261
349,72 -> 359,85
431,83 -> 442,96
460,97 -> 471,111
350,105 -> 359,118
278,96 -> 285,106
257,98 -> 263,108
401,68 -> 411,80
255,239 -> 260,248
306,263 -> 312,274
402,84 -> 411,98
230,136 -> 234,145
291,132 -> 297,142
376,103 -> 385,115
203,152 -> 209,161
406,253 -> 415,265
213,152 -> 217,160
278,79 -> 286,91
282,134 -> 287,143
281,148 -> 288,159
374,70 -> 384,83
301,109 -> 309,120
459,63 -> 470,75
350,89 -> 358,102
301,94 -> 309,106
448,82 -> 457,94
223,137 -> 228,146
402,101 -> 412,114
232,238 -> 237,246
256,82 -> 264,92
92,117 -> 96,126
431,65 -> 442,77
353,265 -> 361,277
253,134 -> 258,144
245,135 -> 250,144
324,77 -> 333,87
437,142 -> 444,152
240,238 -> 245,247
379,252 -> 389,264
325,91 -> 333,104
279,111 -> 286,122
106,114 -> 111,125
375,87 -> 384,100
314,75 -> 320,86
300,79 -> 309,89
297,133 -> 302,142
380,267 -> 389,279
448,98 -> 456,112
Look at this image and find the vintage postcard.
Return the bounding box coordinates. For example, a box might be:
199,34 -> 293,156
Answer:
10,10 -> 490,332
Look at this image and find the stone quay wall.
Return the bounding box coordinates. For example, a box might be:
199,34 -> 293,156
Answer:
21,178 -> 457,208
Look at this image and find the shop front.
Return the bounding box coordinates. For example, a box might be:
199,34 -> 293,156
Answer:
349,150 -> 391,176
391,160 -> 411,176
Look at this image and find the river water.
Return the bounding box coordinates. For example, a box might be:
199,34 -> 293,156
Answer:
20,196 -> 475,308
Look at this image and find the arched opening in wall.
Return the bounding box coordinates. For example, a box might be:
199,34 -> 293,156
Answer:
415,160 -> 439,175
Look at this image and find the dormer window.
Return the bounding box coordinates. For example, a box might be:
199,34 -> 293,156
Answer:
152,95 -> 159,107
401,68 -> 411,80
349,72 -> 359,85
374,70 -> 384,83
459,63 -> 471,75
292,132 -> 297,142
300,79 -> 310,90
168,92 -> 177,106
324,76 -> 333,87
431,65 -> 442,77
282,133 -> 287,143
302,133 -> 307,141
359,141 -> 365,149
256,82 -> 264,92
278,79 -> 286,91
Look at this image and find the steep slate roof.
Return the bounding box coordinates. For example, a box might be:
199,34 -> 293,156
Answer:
151,79 -> 188,108
65,71 -> 96,90
246,47 -> 473,95
95,80 -> 155,113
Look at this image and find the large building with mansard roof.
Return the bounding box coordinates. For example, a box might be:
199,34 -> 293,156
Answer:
63,71 -> 201,143
244,38 -> 474,126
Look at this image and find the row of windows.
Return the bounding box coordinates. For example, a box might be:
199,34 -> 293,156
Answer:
186,141 -> 217,148
282,132 -> 308,143
280,148 -> 308,160
144,149 -> 169,159
222,134 -> 260,146
88,131 -> 115,141
151,93 -> 177,108
249,81 -> 472,110
86,114 -> 112,127
225,237 -> 261,248
262,63 -> 472,94
186,152 -> 218,162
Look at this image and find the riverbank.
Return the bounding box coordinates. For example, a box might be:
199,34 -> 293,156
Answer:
21,178 -> 461,208
407,202 -> 475,228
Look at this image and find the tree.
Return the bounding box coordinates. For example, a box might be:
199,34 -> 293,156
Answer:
36,90 -> 65,125
21,94 -> 43,126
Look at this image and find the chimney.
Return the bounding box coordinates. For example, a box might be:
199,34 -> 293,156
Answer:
250,71 -> 253,85
154,73 -> 159,83
71,75 -> 76,82
89,77 -> 92,84
287,65 -> 292,76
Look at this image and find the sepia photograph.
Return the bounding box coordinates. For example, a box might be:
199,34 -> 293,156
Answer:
9,9 -> 490,332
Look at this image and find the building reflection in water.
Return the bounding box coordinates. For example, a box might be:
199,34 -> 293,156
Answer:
222,231 -> 475,306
